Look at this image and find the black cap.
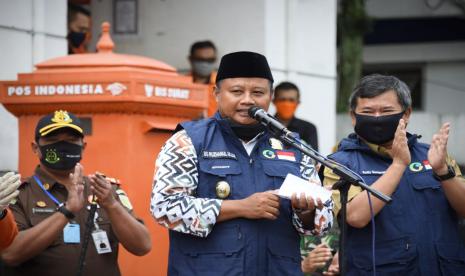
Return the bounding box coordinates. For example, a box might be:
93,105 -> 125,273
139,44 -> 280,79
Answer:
35,110 -> 84,140
216,51 -> 274,83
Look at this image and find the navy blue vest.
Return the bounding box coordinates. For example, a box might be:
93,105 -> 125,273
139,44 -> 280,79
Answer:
330,133 -> 465,275
167,113 -> 305,276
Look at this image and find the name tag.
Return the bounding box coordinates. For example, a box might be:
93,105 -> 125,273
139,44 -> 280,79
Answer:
32,208 -> 55,214
202,151 -> 237,160
361,170 -> 386,175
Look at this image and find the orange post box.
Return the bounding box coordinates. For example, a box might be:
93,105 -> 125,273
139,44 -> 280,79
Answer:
0,22 -> 208,276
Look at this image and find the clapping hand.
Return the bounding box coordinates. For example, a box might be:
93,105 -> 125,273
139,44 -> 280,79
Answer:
0,172 -> 21,211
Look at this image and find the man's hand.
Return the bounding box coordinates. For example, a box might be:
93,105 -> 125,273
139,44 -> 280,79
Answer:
301,243 -> 332,273
239,191 -> 280,220
387,118 -> 410,167
66,163 -> 85,213
291,192 -> 323,213
428,122 -> 450,175
89,173 -> 117,209
323,251 -> 340,276
0,172 -> 21,212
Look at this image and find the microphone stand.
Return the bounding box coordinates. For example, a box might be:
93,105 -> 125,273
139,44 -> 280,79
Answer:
274,132 -> 392,276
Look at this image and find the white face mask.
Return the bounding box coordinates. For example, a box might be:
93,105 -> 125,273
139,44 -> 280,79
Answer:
192,61 -> 215,77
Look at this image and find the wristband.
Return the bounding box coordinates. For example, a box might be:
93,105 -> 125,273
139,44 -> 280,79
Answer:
433,164 -> 456,182
57,203 -> 75,220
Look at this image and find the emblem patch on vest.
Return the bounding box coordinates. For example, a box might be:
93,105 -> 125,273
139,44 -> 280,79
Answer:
263,149 -> 276,159
216,181 -> 231,199
276,150 -> 296,162
202,151 -> 237,160
409,160 -> 432,172
269,138 -> 283,150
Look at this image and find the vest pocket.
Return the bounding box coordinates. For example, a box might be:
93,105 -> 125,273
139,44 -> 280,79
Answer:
267,237 -> 302,276
175,224 -> 245,275
262,160 -> 301,190
198,159 -> 242,199
436,242 -> 465,276
410,171 -> 448,212
350,237 -> 420,275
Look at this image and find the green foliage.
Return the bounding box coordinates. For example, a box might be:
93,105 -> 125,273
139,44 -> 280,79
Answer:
337,0 -> 371,113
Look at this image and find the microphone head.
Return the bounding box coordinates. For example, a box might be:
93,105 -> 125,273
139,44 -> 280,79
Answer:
248,106 -> 261,118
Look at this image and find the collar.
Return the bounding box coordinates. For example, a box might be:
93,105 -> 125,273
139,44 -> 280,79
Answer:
213,112 -> 266,141
352,132 -> 420,158
33,166 -> 61,190
364,142 -> 391,157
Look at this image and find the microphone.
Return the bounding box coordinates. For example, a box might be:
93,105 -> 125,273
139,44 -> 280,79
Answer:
248,106 -> 294,137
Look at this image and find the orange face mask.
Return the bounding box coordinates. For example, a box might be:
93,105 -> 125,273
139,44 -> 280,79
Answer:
274,100 -> 298,120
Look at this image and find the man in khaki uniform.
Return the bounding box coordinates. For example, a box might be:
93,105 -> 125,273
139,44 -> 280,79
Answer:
2,110 -> 151,276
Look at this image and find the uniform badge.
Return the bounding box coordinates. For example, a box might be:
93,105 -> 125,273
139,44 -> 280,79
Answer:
269,138 -> 283,150
216,181 -> 231,199
36,201 -> 47,208
262,149 -> 276,159
43,183 -> 50,190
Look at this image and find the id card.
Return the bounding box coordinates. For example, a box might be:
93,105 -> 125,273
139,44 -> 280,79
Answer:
92,229 -> 112,254
63,223 -> 80,244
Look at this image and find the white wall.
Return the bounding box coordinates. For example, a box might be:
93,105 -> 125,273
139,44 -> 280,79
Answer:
0,0 -> 67,171
424,62 -> 465,114
91,0 -> 338,154
90,0 -> 266,70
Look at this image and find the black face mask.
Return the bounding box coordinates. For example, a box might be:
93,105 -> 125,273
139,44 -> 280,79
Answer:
226,119 -> 266,141
67,31 -> 86,48
354,112 -> 405,145
39,141 -> 83,171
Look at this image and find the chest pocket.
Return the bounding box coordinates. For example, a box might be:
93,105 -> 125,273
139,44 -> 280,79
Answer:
30,210 -> 63,247
360,173 -> 404,216
261,159 -> 301,190
198,159 -> 242,199
409,170 -> 448,213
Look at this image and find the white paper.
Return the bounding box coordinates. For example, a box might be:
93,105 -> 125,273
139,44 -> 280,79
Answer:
278,173 -> 332,203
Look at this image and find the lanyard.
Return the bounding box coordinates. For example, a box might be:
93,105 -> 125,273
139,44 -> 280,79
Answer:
33,175 -> 62,206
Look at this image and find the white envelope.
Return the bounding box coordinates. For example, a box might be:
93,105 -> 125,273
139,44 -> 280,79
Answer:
278,173 -> 332,203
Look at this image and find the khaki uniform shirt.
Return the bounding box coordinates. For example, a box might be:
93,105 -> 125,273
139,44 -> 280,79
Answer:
5,166 -> 135,276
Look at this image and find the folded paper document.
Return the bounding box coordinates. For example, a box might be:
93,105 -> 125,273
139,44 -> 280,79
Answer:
278,173 -> 332,203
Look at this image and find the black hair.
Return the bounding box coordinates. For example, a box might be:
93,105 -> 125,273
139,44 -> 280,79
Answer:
274,81 -> 300,100
189,40 -> 217,57
68,2 -> 91,25
349,74 -> 412,111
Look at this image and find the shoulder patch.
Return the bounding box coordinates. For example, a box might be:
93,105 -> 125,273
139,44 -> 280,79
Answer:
116,189 -> 133,211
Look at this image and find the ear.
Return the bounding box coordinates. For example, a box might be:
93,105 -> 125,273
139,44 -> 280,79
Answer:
214,86 -> 220,103
403,107 -> 412,124
31,141 -> 41,158
82,141 -> 87,151
350,110 -> 356,127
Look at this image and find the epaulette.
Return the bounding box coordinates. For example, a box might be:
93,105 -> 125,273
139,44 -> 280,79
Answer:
97,172 -> 121,185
